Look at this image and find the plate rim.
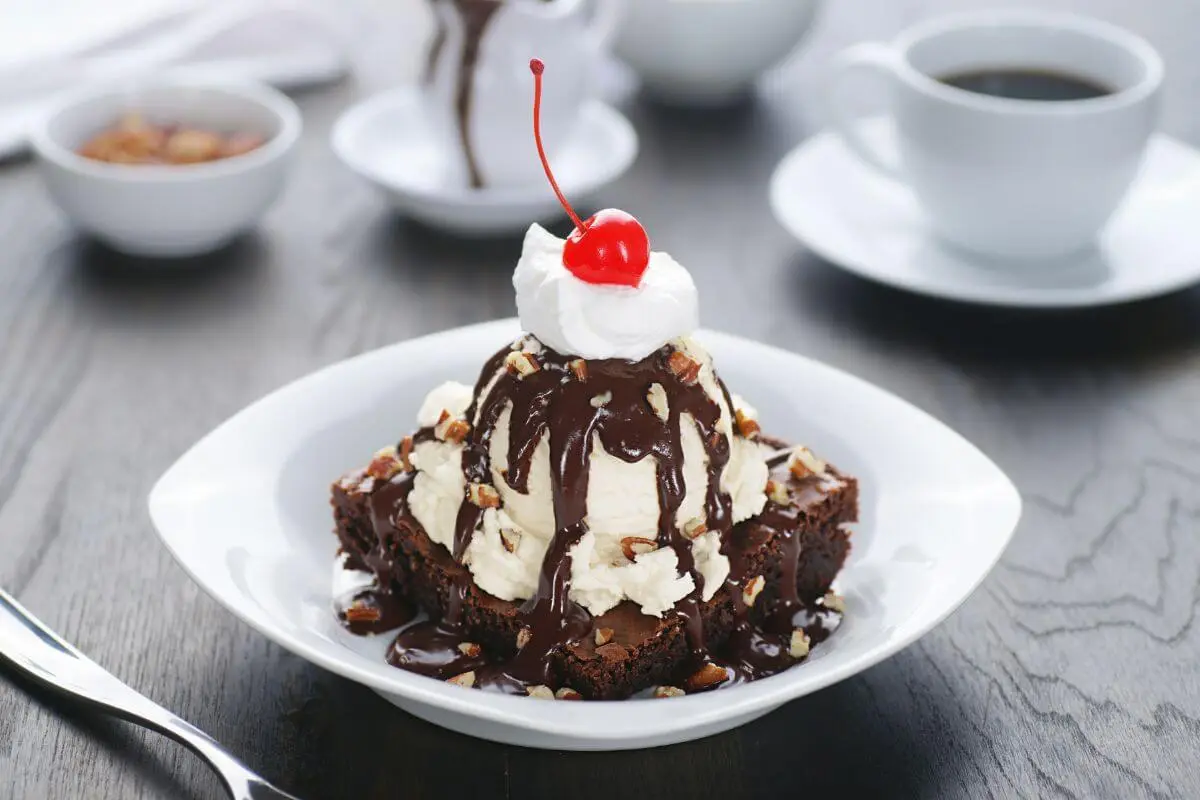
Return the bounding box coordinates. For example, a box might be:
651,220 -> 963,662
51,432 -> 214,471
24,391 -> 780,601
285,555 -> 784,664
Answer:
148,318 -> 1021,740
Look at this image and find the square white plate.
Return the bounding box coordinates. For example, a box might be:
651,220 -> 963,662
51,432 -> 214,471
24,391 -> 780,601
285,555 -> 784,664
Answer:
148,319 -> 1020,750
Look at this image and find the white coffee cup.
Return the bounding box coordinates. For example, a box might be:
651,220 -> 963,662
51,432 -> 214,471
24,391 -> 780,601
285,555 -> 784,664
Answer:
826,11 -> 1163,261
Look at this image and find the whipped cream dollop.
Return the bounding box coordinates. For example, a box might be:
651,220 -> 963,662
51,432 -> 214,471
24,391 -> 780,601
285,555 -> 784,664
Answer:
513,224 -> 700,361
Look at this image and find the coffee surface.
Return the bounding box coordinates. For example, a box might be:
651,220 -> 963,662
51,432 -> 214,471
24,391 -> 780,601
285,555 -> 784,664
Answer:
938,68 -> 1113,101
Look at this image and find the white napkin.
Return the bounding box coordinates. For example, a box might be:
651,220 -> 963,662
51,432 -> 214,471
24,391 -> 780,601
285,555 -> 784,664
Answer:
0,0 -> 353,159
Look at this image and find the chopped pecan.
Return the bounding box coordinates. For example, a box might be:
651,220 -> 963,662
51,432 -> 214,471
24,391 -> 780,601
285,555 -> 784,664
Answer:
684,662 -> 730,692
789,630 -> 811,659
594,627 -> 614,647
667,350 -> 701,384
653,685 -> 686,698
742,575 -> 765,607
620,537 -> 658,560
504,350 -> 540,378
468,482 -> 501,508
457,642 -> 482,658
788,445 -> 827,480
569,359 -> 588,381
446,671 -> 476,688
735,408 -> 761,439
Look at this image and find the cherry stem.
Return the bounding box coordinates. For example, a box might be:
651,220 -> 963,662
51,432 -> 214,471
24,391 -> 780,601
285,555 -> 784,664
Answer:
530,59 -> 586,234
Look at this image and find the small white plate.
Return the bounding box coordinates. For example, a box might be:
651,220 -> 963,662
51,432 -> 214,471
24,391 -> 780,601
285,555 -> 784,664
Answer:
770,119 -> 1200,307
148,319 -> 1020,750
331,88 -> 638,235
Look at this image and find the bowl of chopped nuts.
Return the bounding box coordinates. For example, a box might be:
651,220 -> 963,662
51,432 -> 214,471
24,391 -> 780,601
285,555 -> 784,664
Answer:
30,78 -> 301,257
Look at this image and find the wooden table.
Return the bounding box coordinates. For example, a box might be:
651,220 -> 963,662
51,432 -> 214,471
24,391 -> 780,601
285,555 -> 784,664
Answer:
4,1 -> 1200,797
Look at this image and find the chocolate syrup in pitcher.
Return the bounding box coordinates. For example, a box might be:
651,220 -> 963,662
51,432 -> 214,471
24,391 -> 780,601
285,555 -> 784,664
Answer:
423,0 -> 554,188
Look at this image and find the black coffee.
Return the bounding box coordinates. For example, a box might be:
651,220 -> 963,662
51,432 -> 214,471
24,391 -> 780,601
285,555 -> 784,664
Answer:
937,68 -> 1114,101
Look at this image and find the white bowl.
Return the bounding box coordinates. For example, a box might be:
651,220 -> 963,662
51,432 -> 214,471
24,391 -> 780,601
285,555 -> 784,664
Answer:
613,0 -> 824,105
148,319 -> 1021,750
30,79 -> 301,257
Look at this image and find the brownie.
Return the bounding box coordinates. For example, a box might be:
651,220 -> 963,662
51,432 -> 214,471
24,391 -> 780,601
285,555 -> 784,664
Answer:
332,463 -> 857,699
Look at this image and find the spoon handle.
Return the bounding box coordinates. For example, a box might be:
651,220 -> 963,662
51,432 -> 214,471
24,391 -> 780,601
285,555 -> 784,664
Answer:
0,588 -> 298,800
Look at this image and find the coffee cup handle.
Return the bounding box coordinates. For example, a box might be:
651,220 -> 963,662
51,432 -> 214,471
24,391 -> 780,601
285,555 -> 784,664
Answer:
827,42 -> 904,179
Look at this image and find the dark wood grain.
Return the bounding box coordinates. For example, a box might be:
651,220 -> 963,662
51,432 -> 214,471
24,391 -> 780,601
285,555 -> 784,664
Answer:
4,1 -> 1200,798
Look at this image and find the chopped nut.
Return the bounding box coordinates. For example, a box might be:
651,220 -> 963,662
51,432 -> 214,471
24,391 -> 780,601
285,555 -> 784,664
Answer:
653,685 -> 686,698
822,591 -> 846,613
164,128 -> 224,163
555,687 -> 583,700
446,671 -> 476,688
527,685 -> 555,700
765,479 -> 790,505
504,350 -> 540,378
366,445 -> 403,480
516,627 -> 532,649
620,536 -> 658,560
594,627 -> 614,647
435,409 -> 471,444
684,662 -> 730,692
682,517 -> 708,540
569,359 -> 588,381
742,575 -> 765,607
344,601 -> 382,623
735,408 -> 761,439
667,350 -> 702,384
589,391 -> 613,408
789,630 -> 811,659
646,382 -> 669,421
398,435 -> 415,471
467,482 -> 501,508
499,528 -> 521,553
788,445 -> 827,480
457,642 -> 482,658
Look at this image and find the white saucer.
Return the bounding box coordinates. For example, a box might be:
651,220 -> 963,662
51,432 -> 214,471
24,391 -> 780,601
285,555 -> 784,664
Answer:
148,318 -> 1019,750
770,119 -> 1200,307
331,88 -> 638,235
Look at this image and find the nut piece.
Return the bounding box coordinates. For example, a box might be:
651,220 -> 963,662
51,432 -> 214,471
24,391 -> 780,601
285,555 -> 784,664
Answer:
735,408 -> 761,439
667,350 -> 702,384
653,685 -> 686,698
164,128 -> 223,163
499,528 -> 521,554
684,662 -> 730,692
504,350 -> 541,378
765,479 -> 791,505
646,383 -> 669,422
594,627 -> 614,647
788,445 -> 828,480
468,482 -> 501,509
742,575 -> 765,607
569,359 -> 588,381
682,517 -> 708,540
620,536 -> 658,560
822,591 -> 846,613
555,687 -> 583,700
457,641 -> 482,658
527,685 -> 555,700
344,600 -> 382,623
366,445 -> 404,480
516,627 -> 532,649
446,671 -> 476,688
398,435 -> 415,471
789,630 -> 811,659
590,391 -> 613,409
435,409 -> 471,444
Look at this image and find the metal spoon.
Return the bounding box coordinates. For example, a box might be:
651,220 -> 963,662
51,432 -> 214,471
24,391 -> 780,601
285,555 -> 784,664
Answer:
0,587 -> 300,800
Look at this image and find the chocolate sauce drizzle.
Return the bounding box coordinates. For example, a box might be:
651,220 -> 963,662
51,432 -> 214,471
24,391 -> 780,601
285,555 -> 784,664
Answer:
340,337 -> 845,696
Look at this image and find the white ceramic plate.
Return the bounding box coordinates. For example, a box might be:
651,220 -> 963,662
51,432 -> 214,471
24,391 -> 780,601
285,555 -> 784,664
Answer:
331,88 -> 638,235
770,118 -> 1200,308
148,319 -> 1020,750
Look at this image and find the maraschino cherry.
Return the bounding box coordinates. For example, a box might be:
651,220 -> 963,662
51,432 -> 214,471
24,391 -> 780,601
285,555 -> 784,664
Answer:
530,58 -> 650,288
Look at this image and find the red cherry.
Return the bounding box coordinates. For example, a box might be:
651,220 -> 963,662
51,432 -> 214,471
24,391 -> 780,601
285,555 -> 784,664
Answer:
563,209 -> 650,287
530,59 -> 650,287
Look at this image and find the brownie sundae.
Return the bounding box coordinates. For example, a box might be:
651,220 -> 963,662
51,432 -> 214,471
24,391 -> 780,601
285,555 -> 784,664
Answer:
330,61 -> 857,699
